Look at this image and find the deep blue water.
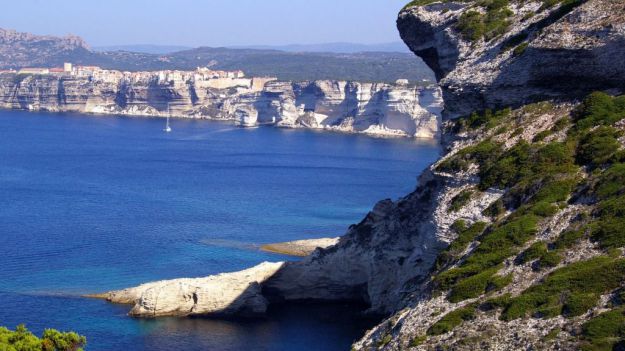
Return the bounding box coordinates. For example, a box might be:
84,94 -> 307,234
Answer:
0,110 -> 440,350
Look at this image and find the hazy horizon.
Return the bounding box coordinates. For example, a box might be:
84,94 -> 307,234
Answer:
0,0 -> 409,47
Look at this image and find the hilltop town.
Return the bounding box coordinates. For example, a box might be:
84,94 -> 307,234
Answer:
0,63 -> 277,92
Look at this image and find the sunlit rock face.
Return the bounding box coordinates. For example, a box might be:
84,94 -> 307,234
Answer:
0,72 -> 442,139
97,262 -> 285,318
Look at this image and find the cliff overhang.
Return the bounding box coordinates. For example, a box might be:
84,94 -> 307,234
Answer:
398,0 -> 625,118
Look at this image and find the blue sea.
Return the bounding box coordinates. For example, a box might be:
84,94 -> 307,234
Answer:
0,110 -> 440,350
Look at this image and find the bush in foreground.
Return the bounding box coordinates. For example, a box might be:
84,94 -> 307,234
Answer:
0,325 -> 86,351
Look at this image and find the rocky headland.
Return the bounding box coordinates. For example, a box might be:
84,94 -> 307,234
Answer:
0,70 -> 442,138
95,0 -> 625,350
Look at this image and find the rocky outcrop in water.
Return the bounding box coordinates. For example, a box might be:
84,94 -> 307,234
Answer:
397,0 -> 625,118
0,72 -> 441,138
95,262 -> 284,318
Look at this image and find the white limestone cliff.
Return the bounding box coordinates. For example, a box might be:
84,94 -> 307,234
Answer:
0,72 -> 442,139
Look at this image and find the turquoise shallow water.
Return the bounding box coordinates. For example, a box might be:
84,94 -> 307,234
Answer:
0,110 -> 440,350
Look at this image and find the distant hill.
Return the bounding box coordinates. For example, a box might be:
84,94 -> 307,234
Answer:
0,28 -> 94,69
93,44 -> 192,54
158,47 -> 433,82
0,28 -> 433,83
95,42 -> 411,54
227,41 -> 411,53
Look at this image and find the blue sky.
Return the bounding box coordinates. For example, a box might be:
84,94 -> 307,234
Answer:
0,0 -> 410,47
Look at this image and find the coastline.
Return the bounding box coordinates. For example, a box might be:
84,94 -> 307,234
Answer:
0,106 -> 441,141
0,71 -> 442,140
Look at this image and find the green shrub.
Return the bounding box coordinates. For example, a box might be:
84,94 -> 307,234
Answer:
487,273 -> 513,292
576,126 -> 622,168
377,333 -> 392,347
513,42 -> 529,57
437,140 -> 502,174
481,293 -> 512,310
522,101 -> 556,116
534,142 -> 577,174
0,325 -> 86,351
553,229 -> 585,250
409,335 -> 427,347
612,150 -> 625,163
543,327 -> 561,341
591,216 -> 625,249
581,308 -> 625,351
483,199 -> 506,218
427,305 -> 476,336
501,257 -> 625,321
451,219 -> 468,233
403,0 -> 470,9
478,141 -> 576,191
574,92 -> 625,130
457,10 -> 486,41
519,241 -> 548,264
436,215 -> 537,301
437,156 -> 470,173
463,108 -> 512,130
448,268 -> 500,302
436,221 -> 488,270
537,251 -> 562,269
552,117 -> 570,132
451,222 -> 487,253
533,129 -> 552,142
531,201 -> 559,217
479,141 -> 532,190
563,292 -> 598,317
456,0 -> 514,42
449,189 -> 475,212
532,178 -> 577,203
594,163 -> 625,199
471,215 -> 538,258
598,196 -> 625,218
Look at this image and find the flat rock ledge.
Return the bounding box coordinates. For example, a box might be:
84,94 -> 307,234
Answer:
260,237 -> 339,257
89,261 -> 284,318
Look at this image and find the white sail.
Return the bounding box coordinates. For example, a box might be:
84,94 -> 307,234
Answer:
164,103 -> 172,132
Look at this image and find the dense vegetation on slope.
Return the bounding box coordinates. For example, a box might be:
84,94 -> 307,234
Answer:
412,92 -> 625,350
0,325 -> 86,351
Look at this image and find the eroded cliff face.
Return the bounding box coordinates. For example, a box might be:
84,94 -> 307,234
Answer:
0,73 -> 441,138
397,0 -> 625,118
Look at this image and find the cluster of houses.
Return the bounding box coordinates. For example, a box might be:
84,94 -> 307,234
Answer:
0,63 -> 275,92
0,63 -> 100,77
0,63 -> 247,81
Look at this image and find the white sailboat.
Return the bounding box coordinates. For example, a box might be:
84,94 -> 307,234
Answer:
164,103 -> 172,133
